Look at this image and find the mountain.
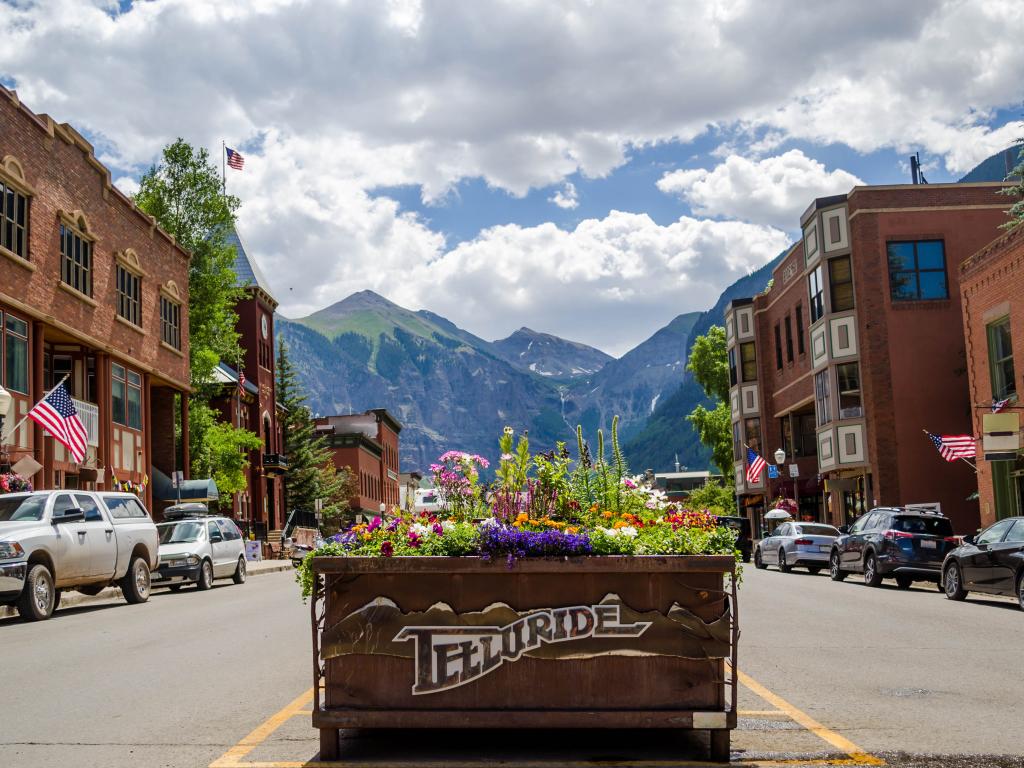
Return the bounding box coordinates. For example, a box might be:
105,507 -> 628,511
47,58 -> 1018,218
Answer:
492,327 -> 612,380
622,249 -> 790,472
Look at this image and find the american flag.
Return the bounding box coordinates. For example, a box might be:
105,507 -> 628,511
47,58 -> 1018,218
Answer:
926,431 -> 976,462
746,447 -> 767,484
238,370 -> 246,396
992,397 -> 1011,413
28,382 -> 88,463
226,147 -> 245,171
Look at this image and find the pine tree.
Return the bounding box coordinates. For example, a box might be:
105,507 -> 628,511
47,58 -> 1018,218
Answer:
999,140 -> 1024,229
276,339 -> 357,532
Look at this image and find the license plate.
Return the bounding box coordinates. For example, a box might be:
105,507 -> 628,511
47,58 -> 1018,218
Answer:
818,545 -> 830,553
920,539 -> 937,549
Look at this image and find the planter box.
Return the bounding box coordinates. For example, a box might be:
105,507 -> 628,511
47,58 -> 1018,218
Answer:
310,555 -> 738,762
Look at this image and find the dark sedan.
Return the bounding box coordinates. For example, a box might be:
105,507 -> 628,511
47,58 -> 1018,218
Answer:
941,516 -> 1024,610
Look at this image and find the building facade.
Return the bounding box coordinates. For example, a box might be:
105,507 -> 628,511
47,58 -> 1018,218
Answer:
315,409 -> 401,518
211,228 -> 286,539
0,87 -> 190,510
960,224 -> 1024,526
727,182 -> 1010,536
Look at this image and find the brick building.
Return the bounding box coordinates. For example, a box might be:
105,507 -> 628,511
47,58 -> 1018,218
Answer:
314,409 -> 401,518
960,224 -> 1024,525
0,87 -> 190,509
726,182 -> 1010,536
210,227 -> 286,539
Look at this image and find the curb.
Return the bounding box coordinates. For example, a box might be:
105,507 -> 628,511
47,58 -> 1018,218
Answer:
1,560 -> 294,621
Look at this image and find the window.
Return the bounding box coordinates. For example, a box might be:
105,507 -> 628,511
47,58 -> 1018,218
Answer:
1,179 -> 28,259
795,304 -> 805,354
4,313 -> 28,394
1005,519 -> 1024,543
815,369 -> 832,426
987,318 -> 1015,400
218,519 -> 242,541
111,363 -> 143,430
744,417 -> 761,453
796,413 -> 816,457
75,494 -> 103,522
207,521 -> 223,541
784,315 -> 794,362
740,342 -> 757,382
836,362 -> 863,419
60,222 -> 93,297
161,296 -> 181,350
808,265 -> 824,322
774,324 -> 783,370
976,518 -> 1013,545
829,256 -> 854,312
732,421 -> 742,461
887,240 -> 948,301
728,347 -> 737,387
53,494 -> 75,516
116,265 -> 141,326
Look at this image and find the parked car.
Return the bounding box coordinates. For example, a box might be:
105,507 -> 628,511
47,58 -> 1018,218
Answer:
154,516 -> 247,591
0,490 -> 159,621
941,516 -> 1024,610
715,516 -> 752,563
829,507 -> 957,588
754,521 -> 840,573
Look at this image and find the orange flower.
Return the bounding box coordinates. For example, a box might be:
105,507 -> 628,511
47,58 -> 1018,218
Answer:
567,526 -> 580,534
362,533 -> 372,541
601,511 -> 613,519
589,503 -> 599,513
515,512 -> 529,523
612,520 -> 629,529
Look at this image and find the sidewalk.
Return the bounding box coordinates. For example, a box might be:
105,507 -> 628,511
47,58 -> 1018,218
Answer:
1,559 -> 294,620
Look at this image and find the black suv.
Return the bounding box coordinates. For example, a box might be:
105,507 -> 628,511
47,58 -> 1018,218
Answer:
829,507 -> 957,588
715,516 -> 752,563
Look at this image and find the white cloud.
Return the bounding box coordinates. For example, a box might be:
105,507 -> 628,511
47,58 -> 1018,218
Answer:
657,150 -> 864,230
548,182 -> 579,209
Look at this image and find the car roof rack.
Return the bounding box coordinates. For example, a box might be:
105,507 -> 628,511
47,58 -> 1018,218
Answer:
162,502 -> 212,520
900,505 -> 945,516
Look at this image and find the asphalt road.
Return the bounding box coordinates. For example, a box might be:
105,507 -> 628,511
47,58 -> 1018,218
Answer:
1,564 -> 1021,767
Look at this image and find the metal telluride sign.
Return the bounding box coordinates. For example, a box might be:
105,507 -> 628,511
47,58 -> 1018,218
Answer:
393,603 -> 651,695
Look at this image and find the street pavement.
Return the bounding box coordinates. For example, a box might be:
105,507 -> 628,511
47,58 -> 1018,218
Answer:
1,563 -> 1021,767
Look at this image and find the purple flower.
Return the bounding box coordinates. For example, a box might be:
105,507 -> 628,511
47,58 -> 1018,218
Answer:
432,522 -> 444,535
477,525 -> 592,562
380,541 -> 394,557
367,516 -> 382,532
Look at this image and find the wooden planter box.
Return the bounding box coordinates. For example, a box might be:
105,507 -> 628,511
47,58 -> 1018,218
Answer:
311,555 -> 738,762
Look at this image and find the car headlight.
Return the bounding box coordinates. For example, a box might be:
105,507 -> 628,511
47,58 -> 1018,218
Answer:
185,555 -> 199,566
0,542 -> 25,560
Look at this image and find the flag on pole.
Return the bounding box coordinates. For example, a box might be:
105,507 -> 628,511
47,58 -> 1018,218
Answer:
992,397 -> 1011,413
28,382 -> 88,463
746,447 -> 767,483
926,431 -> 976,462
238,370 -> 246,396
225,147 -> 245,170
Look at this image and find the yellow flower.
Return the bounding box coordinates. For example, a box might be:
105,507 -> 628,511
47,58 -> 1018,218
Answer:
362,533 -> 372,541
601,511 -> 613,519
567,526 -> 579,534
515,512 -> 529,523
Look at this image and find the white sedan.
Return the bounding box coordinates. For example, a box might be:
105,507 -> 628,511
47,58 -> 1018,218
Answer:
754,522 -> 841,574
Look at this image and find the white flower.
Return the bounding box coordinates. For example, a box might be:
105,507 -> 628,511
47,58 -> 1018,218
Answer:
441,520 -> 456,531
410,523 -> 431,536
478,517 -> 500,528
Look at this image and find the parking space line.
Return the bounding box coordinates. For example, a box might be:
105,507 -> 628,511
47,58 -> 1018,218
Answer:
209,688 -> 314,768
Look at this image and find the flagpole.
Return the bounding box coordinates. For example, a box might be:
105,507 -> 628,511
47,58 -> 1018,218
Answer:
0,373 -> 71,445
921,429 -> 979,473
222,140 -> 227,196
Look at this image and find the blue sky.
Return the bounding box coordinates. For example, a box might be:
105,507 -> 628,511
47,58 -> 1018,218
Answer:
2,1 -> 1022,355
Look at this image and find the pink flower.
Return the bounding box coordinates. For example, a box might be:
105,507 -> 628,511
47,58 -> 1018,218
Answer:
367,516 -> 382,532
432,523 -> 443,535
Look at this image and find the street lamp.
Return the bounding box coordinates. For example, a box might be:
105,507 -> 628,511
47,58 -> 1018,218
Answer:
773,448 -> 787,503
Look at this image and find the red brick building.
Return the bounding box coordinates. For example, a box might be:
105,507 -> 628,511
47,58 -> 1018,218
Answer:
960,224 -> 1024,525
0,86 -> 190,508
727,182 -> 1009,536
315,409 -> 401,518
211,228 -> 286,539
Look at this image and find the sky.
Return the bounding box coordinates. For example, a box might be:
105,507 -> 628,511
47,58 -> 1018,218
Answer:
2,0 -> 1022,356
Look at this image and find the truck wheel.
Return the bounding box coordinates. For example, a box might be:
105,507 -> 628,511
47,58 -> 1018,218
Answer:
17,564 -> 56,621
197,559 -> 214,591
232,557 -> 247,585
120,556 -> 151,604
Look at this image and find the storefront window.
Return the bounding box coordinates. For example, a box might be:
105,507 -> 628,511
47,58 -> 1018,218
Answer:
112,363 -> 143,430
3,313 -> 28,394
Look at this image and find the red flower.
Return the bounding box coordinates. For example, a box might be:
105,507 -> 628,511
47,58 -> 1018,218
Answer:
380,541 -> 394,557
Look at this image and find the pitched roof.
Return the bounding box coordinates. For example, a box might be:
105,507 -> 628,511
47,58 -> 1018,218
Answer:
224,226 -> 277,305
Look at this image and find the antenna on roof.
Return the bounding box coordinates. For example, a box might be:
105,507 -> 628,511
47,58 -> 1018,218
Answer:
674,454 -> 680,473
910,152 -> 928,185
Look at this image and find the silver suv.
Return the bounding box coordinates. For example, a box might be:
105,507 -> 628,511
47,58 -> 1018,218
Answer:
0,490 -> 159,621
154,516 -> 247,591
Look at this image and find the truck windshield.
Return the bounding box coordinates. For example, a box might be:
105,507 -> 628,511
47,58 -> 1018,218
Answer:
158,521 -> 204,544
0,495 -> 46,522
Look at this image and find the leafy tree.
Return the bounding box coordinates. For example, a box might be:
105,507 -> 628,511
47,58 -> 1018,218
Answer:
277,339 -> 358,532
685,478 -> 737,516
686,326 -> 734,478
135,139 -> 259,492
999,140 -> 1024,228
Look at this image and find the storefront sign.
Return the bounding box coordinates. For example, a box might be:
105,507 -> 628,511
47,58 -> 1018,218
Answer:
983,412 -> 1019,461
395,602 -> 650,694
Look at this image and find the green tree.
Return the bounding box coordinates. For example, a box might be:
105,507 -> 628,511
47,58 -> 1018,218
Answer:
685,478 -> 737,516
135,139 -> 259,492
276,339 -> 357,532
686,326 -> 734,478
999,140 -> 1024,228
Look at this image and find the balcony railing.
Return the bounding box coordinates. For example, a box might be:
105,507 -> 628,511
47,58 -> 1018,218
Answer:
72,398 -> 99,447
263,453 -> 288,476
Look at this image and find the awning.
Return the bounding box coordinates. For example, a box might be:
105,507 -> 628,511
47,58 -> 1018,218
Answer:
152,467 -> 220,502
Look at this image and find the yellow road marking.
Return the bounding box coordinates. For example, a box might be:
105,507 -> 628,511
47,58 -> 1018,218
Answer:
216,761 -> 860,768
735,669 -> 884,766
738,709 -> 788,716
209,688 -> 314,768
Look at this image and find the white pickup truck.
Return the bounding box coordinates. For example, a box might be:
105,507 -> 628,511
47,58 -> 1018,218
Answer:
0,490 -> 159,621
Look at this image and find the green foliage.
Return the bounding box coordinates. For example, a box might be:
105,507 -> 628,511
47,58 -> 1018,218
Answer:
685,479 -> 737,516
277,339 -> 358,533
187,401 -> 262,496
688,401 -> 734,480
687,326 -> 729,403
999,140 -> 1024,228
495,427 -> 532,492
